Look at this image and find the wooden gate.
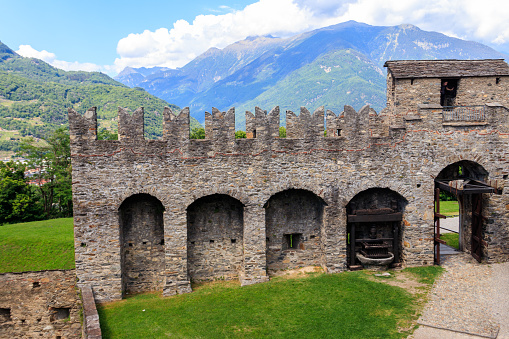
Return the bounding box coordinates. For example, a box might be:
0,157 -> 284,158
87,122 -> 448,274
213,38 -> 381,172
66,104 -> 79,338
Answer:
434,179 -> 500,264
471,194 -> 483,262
434,187 -> 446,265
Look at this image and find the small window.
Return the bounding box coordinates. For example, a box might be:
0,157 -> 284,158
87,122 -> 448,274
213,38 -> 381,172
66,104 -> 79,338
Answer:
33,282 -> 41,288
50,308 -> 70,322
253,129 -> 257,138
496,77 -> 500,84
284,233 -> 302,250
410,78 -> 414,85
0,308 -> 11,322
231,239 -> 236,244
337,129 -> 342,136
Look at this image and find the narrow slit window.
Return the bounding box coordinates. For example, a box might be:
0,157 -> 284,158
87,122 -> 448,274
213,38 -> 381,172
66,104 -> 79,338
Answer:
284,233 -> 302,250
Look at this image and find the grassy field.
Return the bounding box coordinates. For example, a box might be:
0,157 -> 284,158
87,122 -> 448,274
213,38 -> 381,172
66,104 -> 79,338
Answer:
438,200 -> 459,217
98,266 -> 444,339
440,233 -> 459,249
0,218 -> 74,273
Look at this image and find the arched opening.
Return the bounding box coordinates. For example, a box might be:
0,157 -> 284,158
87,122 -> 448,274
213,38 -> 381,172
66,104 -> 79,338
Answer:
187,194 -> 244,282
346,188 -> 407,269
434,160 -> 499,263
119,193 -> 165,295
265,189 -> 326,275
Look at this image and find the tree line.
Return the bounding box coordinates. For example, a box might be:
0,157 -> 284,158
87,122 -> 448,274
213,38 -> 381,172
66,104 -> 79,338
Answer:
0,128 -> 72,224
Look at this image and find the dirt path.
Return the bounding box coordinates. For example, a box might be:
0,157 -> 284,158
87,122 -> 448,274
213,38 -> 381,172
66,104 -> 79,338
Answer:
411,253 -> 509,339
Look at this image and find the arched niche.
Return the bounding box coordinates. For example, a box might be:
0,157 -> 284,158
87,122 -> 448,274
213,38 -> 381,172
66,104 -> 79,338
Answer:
187,194 -> 244,282
264,189 -> 326,275
346,188 -> 408,269
119,193 -> 165,295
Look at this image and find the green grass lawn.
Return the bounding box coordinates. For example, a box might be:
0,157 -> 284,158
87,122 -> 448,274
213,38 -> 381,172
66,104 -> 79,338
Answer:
440,233 -> 459,249
98,267 -> 443,339
0,218 -> 74,273
438,200 -> 459,217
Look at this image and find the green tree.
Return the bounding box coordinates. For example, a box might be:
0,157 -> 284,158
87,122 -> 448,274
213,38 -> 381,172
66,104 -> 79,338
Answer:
190,127 -> 205,139
235,130 -> 246,139
279,126 -> 286,138
97,127 -> 118,140
18,128 -> 72,219
0,161 -> 42,224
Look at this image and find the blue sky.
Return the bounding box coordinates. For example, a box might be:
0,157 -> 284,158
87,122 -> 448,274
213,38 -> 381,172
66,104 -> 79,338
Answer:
1,0 -> 508,76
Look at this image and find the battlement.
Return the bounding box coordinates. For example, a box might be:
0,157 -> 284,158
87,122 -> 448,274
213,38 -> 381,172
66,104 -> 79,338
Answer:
68,103 -> 509,149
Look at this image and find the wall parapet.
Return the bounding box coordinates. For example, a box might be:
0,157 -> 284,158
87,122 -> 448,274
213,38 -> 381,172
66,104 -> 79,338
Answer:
68,104 -> 509,157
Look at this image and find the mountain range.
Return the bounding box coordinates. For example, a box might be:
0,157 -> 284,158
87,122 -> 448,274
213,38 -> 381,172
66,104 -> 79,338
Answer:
115,21 -> 508,129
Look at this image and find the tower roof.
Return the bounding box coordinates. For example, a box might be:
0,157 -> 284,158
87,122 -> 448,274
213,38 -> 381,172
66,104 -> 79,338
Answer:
384,59 -> 509,79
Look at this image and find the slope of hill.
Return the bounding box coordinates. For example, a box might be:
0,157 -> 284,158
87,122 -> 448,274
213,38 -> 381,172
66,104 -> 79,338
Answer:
0,41 -> 200,155
115,21 -> 508,129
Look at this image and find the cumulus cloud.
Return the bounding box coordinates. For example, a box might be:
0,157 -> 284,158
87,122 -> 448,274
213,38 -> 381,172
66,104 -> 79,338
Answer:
17,44 -> 106,73
113,0 -> 314,70
113,0 -> 509,73
17,0 -> 509,75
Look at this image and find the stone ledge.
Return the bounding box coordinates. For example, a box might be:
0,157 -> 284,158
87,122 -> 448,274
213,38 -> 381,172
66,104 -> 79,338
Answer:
442,121 -> 489,126
485,102 -> 504,107
81,285 -> 102,339
404,115 -> 422,121
418,104 -> 443,109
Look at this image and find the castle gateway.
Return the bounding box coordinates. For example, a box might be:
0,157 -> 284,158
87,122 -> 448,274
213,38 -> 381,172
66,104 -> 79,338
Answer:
70,59 -> 509,302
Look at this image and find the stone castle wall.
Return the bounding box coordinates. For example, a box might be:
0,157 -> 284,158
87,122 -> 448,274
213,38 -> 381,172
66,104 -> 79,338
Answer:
0,270 -> 82,338
388,75 -> 509,115
69,101 -> 509,303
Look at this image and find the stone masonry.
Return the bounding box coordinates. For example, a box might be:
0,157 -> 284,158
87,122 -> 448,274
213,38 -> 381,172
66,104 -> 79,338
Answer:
0,270 -> 82,338
69,60 -> 509,303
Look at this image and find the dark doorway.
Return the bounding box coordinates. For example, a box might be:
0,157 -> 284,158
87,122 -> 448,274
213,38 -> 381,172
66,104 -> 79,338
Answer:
440,78 -> 458,107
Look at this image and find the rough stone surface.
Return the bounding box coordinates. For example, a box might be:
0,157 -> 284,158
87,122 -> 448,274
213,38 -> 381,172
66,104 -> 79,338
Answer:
0,270 -> 82,338
187,194 -> 244,281
120,193 -> 165,294
69,60 -> 509,302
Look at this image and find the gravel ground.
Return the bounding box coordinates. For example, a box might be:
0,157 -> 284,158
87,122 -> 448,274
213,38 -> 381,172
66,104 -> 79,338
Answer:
411,253 -> 509,339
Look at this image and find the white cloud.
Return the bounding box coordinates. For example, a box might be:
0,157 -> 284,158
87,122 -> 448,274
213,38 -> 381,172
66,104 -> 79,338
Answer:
113,0 -> 315,70
113,0 -> 509,73
17,0 -> 509,76
16,45 -> 57,62
16,44 -> 107,73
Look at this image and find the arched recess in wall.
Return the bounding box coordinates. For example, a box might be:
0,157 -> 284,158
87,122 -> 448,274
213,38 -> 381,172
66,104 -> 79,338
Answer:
264,189 -> 326,275
435,160 -> 494,263
187,194 -> 244,282
119,193 -> 165,296
346,188 -> 408,269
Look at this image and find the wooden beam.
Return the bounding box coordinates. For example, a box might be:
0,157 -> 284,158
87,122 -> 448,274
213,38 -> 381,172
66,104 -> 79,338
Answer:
347,213 -> 402,223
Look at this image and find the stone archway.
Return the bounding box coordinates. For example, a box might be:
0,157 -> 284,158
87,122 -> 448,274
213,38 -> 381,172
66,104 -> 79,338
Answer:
187,194 -> 244,282
346,188 -> 408,269
434,160 -> 497,263
119,193 -> 165,295
265,189 -> 326,275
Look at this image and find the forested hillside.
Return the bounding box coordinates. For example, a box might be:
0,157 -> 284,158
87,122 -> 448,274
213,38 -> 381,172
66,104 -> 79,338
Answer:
0,41 -> 200,155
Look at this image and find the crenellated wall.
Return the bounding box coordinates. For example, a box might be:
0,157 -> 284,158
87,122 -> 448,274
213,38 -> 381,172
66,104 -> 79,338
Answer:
69,102 -> 509,303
